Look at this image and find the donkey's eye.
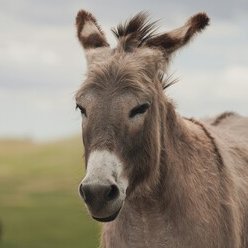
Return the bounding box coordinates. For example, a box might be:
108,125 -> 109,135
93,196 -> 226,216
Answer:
76,104 -> 87,117
129,103 -> 150,118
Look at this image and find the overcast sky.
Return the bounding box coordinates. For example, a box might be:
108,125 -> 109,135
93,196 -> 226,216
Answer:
0,0 -> 247,141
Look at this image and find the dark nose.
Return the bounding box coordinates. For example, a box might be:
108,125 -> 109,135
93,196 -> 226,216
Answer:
79,183 -> 119,206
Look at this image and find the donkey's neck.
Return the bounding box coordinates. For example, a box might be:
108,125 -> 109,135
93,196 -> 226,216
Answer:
157,102 -> 221,222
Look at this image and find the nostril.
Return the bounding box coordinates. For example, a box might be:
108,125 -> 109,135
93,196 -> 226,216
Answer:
106,184 -> 119,201
79,184 -> 92,203
79,184 -> 86,201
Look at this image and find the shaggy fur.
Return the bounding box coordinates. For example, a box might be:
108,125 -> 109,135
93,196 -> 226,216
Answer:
75,10 -> 248,248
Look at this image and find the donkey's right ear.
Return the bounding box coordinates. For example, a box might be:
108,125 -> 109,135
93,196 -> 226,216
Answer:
145,13 -> 209,55
76,10 -> 109,50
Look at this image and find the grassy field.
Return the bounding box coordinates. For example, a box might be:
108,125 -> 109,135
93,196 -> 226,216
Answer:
0,137 -> 100,248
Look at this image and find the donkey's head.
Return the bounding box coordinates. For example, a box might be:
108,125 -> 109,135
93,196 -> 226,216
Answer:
75,10 -> 209,222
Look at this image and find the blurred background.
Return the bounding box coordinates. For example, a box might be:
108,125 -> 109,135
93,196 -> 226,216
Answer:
0,0 -> 247,247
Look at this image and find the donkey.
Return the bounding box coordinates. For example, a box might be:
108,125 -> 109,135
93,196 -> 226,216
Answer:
75,10 -> 248,248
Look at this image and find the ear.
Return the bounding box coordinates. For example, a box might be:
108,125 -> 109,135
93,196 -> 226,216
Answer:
146,13 -> 209,54
76,10 -> 109,50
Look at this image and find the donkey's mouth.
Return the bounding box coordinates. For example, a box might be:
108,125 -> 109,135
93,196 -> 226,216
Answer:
92,207 -> 121,222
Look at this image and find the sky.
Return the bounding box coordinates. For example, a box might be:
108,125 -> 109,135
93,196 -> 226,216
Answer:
0,0 -> 247,141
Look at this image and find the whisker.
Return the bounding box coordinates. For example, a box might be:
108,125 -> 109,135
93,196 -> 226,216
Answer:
162,73 -> 179,90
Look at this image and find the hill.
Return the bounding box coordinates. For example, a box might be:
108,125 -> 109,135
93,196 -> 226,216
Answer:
0,137 -> 100,248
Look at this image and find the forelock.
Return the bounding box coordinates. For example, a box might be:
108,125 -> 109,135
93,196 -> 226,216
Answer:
79,51 -> 163,97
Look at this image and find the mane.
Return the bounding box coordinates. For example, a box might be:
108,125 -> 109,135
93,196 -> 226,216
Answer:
211,112 -> 236,126
112,12 -> 158,51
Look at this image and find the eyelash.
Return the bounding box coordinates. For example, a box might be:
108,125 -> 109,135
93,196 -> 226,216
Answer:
129,103 -> 150,118
76,104 -> 87,117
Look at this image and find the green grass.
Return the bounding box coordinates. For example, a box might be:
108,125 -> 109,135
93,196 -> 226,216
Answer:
0,137 -> 100,248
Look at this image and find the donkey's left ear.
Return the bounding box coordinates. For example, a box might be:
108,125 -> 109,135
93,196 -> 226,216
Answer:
146,13 -> 209,55
76,10 -> 109,50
